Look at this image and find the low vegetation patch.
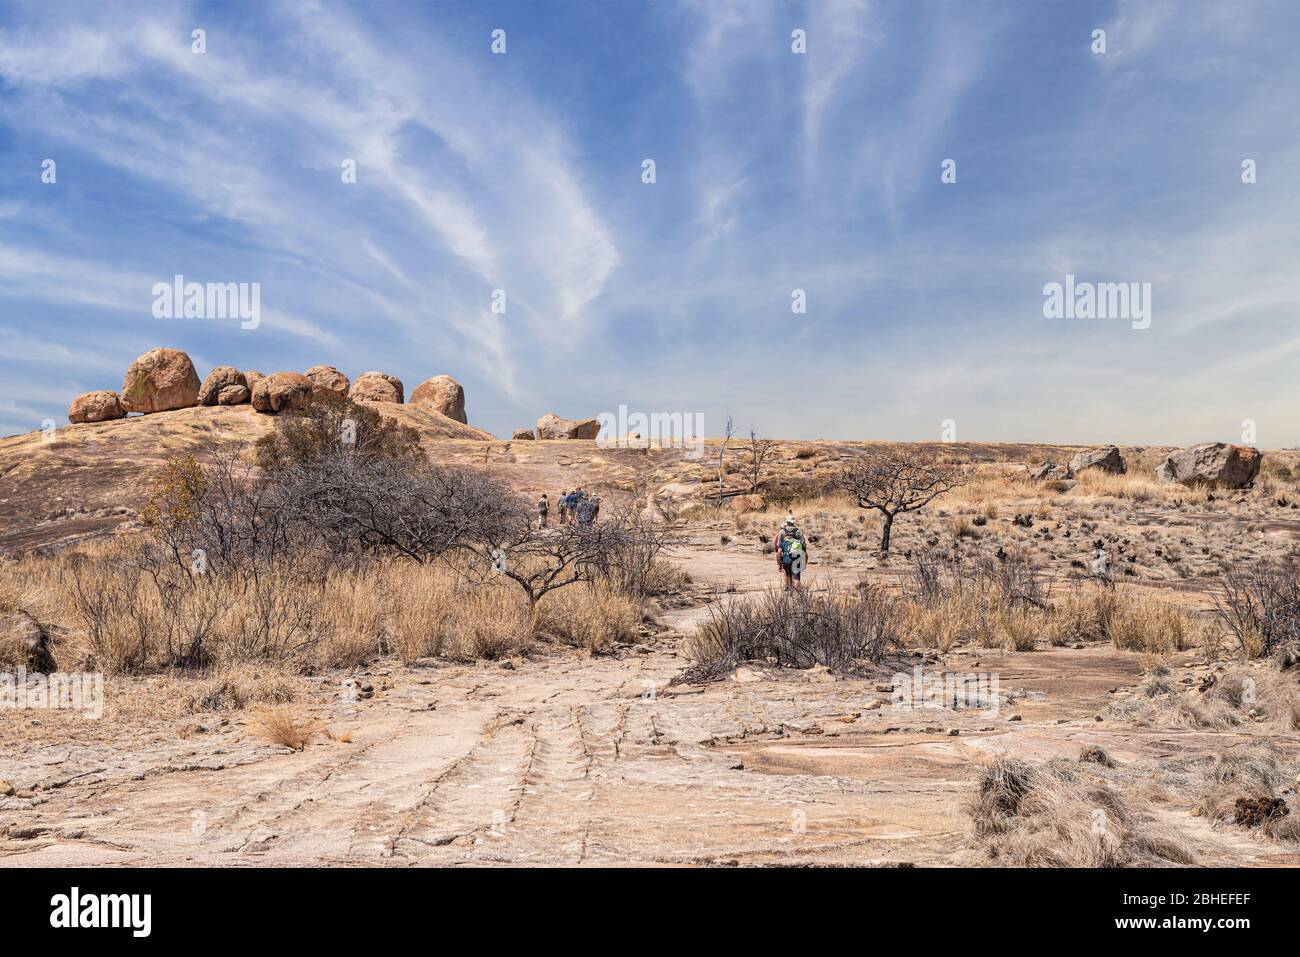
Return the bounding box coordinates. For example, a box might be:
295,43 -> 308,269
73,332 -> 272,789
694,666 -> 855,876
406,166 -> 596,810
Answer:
1109,664 -> 1300,732
969,755 -> 1197,867
677,580 -> 900,683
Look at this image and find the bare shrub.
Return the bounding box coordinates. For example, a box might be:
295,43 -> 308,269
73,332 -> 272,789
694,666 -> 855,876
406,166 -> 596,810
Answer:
677,579 -> 900,682
589,510 -> 682,600
254,390 -> 421,472
1215,558 -> 1300,660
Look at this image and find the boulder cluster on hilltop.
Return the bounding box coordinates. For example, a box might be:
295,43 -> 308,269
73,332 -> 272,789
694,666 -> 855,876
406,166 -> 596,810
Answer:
66,347 -> 469,425
1027,442 -> 1263,488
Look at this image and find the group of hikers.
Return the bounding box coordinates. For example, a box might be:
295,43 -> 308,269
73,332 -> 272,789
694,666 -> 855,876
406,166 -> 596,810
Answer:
537,488 -> 601,528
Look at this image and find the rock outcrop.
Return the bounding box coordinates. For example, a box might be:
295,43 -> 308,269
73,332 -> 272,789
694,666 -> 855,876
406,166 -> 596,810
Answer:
1070,446 -> 1126,475
67,390 -> 125,424
729,493 -> 766,514
410,375 -> 466,423
1157,443 -> 1262,488
536,412 -> 600,440
306,365 -> 350,398
350,371 -> 403,404
217,384 -> 249,405
0,609 -> 56,672
243,370 -> 265,394
512,428 -> 536,440
198,366 -> 248,406
120,348 -> 201,414
251,372 -> 314,414
1029,462 -> 1072,481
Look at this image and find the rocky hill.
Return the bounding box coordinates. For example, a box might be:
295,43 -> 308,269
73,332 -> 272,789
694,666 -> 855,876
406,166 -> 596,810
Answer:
1,346 -> 501,553
0,402 -> 495,553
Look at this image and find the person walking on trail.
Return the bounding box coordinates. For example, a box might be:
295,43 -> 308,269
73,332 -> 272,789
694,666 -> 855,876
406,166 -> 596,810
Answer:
538,494 -> 549,529
774,516 -> 808,590
558,491 -> 570,525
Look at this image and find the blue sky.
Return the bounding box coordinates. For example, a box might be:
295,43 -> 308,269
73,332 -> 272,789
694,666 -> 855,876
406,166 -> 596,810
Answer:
3,0 -> 1299,445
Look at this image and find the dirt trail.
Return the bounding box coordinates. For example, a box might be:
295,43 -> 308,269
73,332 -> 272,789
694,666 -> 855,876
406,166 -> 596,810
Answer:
5,581 -> 1298,866
4,536 -> 1299,867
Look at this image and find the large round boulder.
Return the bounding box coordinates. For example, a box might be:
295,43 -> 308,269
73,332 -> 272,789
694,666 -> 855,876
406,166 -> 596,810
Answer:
67,390 -> 125,424
410,375 -> 466,423
198,366 -> 247,406
251,372 -> 314,414
305,365 -> 350,398
243,370 -> 265,394
217,384 -> 250,405
1156,443 -> 1262,488
349,371 -> 403,404
1069,445 -> 1126,475
536,412 -> 600,440
512,428 -> 536,440
120,348 -> 201,413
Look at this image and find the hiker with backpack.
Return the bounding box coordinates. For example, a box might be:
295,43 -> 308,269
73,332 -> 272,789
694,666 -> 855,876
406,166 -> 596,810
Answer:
567,488 -> 584,523
558,491 -> 570,525
774,516 -> 808,590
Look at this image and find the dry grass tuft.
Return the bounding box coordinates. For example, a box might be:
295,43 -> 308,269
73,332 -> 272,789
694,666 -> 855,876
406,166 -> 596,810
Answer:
186,665 -> 300,713
535,584 -> 640,654
1110,665 -> 1300,732
250,705 -> 323,751
969,755 -> 1197,866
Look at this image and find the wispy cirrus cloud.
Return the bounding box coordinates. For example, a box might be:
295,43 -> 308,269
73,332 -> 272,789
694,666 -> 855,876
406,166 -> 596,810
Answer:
2,0 -> 1299,447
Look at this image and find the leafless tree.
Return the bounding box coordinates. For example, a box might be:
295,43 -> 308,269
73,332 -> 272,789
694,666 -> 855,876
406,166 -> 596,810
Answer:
276,453 -> 517,565
716,415 -> 735,504
836,447 -> 964,556
741,429 -> 776,494
463,511 -> 635,617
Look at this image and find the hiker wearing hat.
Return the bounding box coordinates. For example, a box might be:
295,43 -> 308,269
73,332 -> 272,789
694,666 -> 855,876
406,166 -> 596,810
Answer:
774,516 -> 808,590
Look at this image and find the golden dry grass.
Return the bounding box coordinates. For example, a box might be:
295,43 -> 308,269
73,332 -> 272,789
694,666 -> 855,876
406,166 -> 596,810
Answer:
899,577 -> 1207,656
535,584 -> 640,654
0,545 -> 539,674
250,705 -> 323,751
969,754 -> 1197,867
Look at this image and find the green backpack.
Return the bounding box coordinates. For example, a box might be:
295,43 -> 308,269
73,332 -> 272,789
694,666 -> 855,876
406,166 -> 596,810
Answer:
779,534 -> 804,566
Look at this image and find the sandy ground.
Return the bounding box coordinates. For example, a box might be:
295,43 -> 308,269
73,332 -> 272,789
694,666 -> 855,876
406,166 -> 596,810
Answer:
4,545 -> 1298,868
